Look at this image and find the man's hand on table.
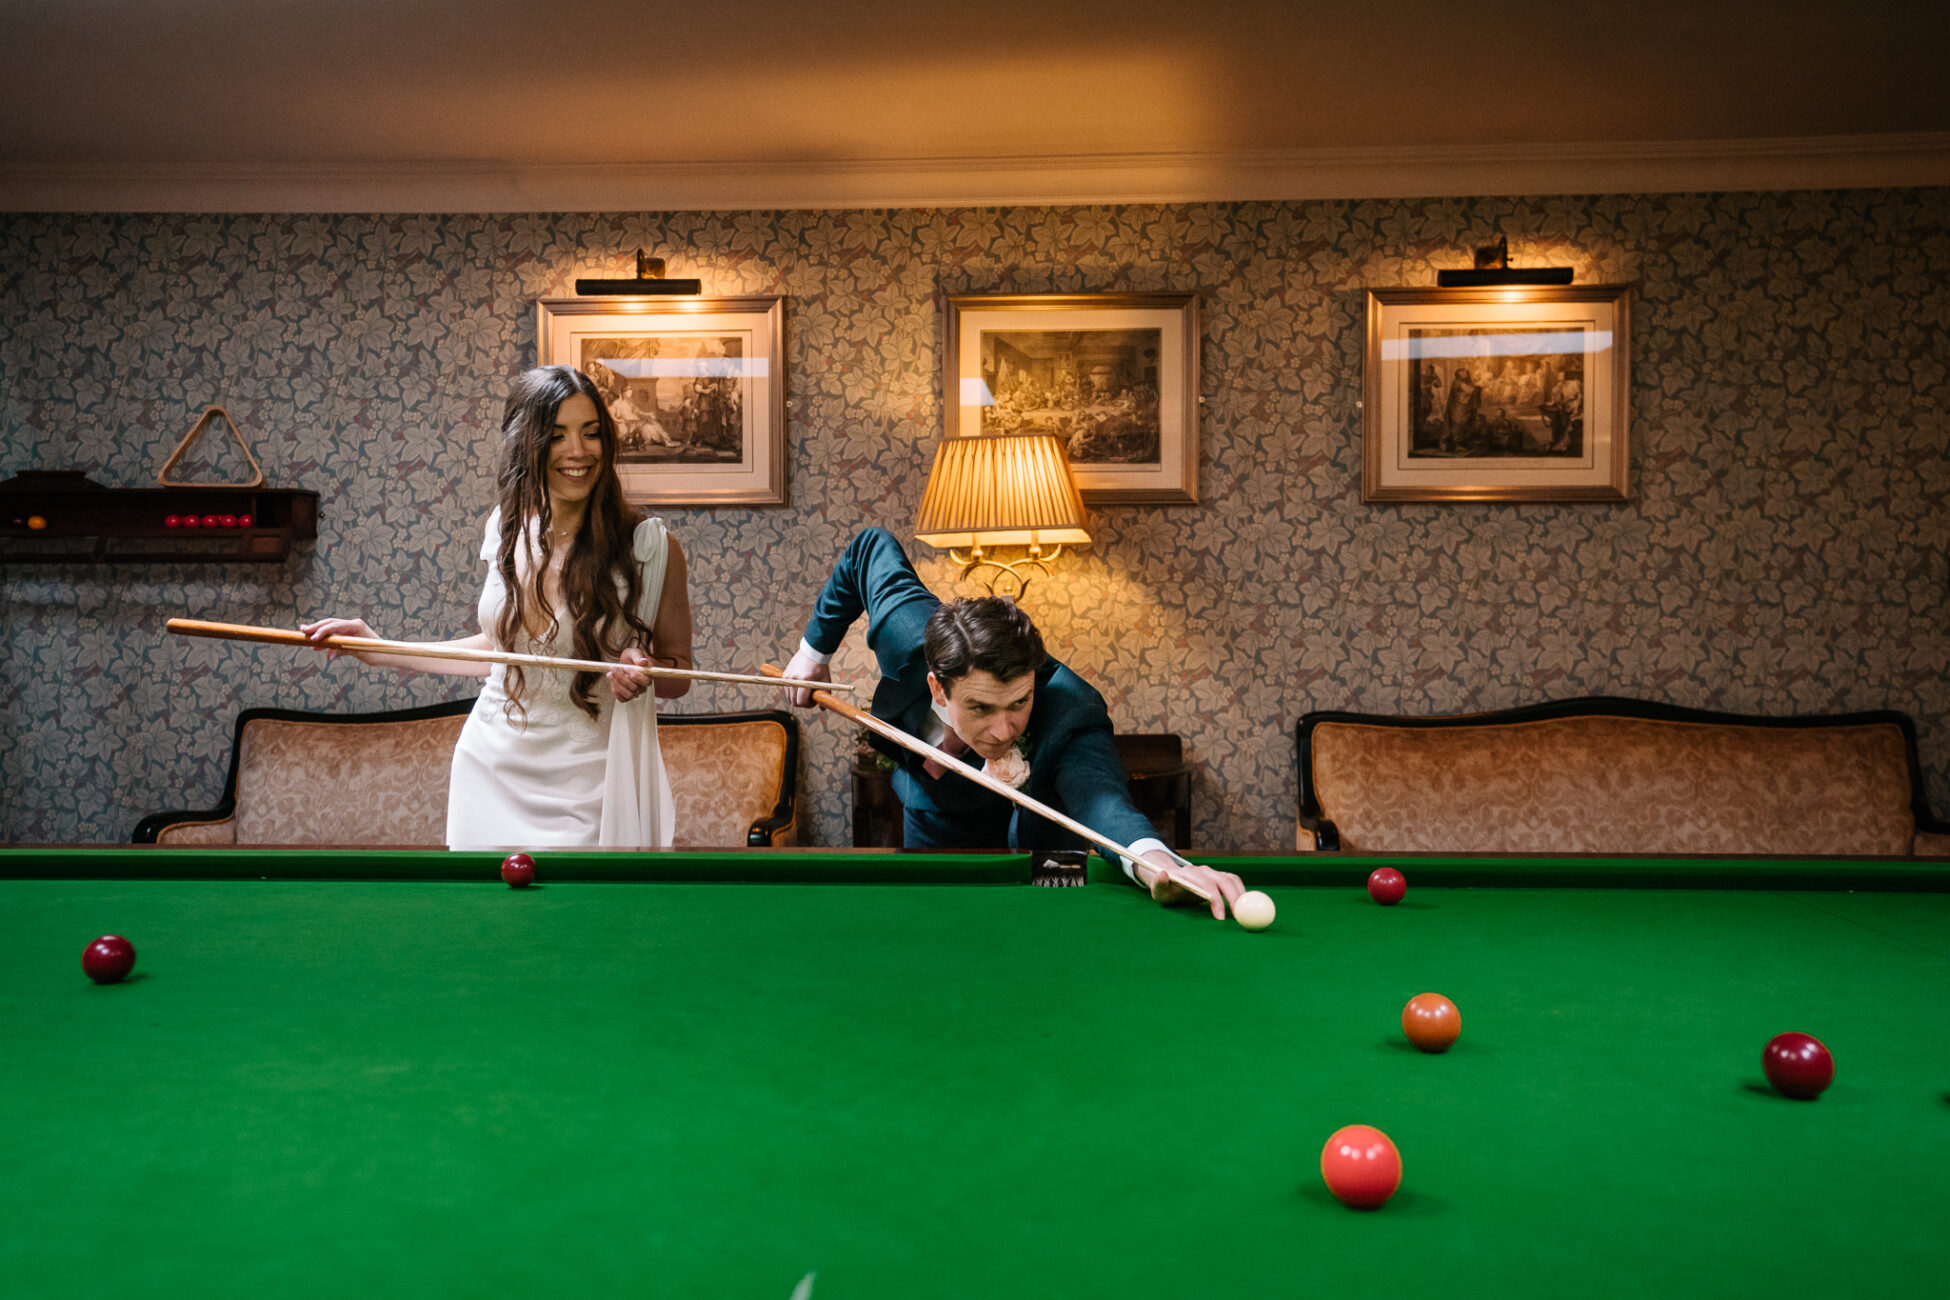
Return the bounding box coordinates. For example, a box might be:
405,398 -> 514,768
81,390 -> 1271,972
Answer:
1135,851 -> 1245,922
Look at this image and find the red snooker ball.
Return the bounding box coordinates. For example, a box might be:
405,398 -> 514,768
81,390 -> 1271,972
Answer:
164,514 -> 183,528
1762,1032 -> 1834,1100
219,514 -> 238,529
82,935 -> 136,984
181,514 -> 201,528
238,513 -> 255,528
1367,867 -> 1406,905
200,514 -> 220,528
1321,1124 -> 1402,1209
501,852 -> 537,888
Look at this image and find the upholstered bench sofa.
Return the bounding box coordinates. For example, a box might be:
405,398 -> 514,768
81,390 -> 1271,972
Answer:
1296,697 -> 1950,857
135,702 -> 800,848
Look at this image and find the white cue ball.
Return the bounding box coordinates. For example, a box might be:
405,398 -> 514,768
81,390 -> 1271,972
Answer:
1232,890 -> 1276,931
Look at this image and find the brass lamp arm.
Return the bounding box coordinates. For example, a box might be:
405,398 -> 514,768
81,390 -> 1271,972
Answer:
947,542 -> 1068,600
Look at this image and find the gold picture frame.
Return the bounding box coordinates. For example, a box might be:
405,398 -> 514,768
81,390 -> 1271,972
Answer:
943,292 -> 1200,505
537,296 -> 787,507
1363,285 -> 1631,502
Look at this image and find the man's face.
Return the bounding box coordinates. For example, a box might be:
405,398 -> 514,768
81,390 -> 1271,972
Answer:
928,669 -> 1036,761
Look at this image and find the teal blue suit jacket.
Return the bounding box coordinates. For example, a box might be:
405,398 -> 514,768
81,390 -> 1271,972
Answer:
804,528 -> 1158,852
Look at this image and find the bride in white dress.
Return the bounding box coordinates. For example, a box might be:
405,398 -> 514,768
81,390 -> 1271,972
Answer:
300,366 -> 694,849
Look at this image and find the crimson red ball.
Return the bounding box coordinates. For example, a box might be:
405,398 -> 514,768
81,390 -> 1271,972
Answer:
164,514 -> 182,528
181,514 -> 201,528
238,513 -> 255,528
1762,1032 -> 1833,1100
82,935 -> 136,984
219,514 -> 238,529
1368,867 -> 1406,905
200,514 -> 220,528
1320,1124 -> 1402,1209
501,853 -> 536,888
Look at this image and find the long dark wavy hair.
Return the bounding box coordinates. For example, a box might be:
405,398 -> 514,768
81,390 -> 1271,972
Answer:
493,365 -> 653,720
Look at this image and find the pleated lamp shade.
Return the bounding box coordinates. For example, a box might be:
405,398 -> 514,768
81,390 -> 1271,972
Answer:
914,434 -> 1091,549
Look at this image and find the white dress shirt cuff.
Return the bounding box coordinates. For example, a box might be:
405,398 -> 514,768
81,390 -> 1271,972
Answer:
797,637 -> 834,665
1121,837 -> 1170,882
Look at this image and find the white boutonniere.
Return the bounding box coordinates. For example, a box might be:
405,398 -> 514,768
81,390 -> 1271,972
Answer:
985,736 -> 1032,788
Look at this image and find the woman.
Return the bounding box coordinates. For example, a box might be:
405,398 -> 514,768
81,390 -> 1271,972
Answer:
302,365 -> 694,848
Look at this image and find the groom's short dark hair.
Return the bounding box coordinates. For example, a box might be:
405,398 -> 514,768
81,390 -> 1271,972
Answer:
924,598 -> 1046,689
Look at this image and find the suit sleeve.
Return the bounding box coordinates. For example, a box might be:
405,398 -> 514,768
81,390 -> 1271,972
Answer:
803,527 -> 940,687
1040,677 -> 1160,851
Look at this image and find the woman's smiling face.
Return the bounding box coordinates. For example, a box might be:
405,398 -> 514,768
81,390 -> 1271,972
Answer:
546,391 -> 604,508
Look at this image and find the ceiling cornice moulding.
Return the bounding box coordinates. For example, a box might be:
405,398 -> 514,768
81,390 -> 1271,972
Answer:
4,133 -> 1947,213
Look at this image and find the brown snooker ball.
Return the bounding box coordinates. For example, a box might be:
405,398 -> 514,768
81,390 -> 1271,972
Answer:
501,853 -> 537,888
1402,992 -> 1461,1052
1762,1032 -> 1834,1100
82,935 -> 136,984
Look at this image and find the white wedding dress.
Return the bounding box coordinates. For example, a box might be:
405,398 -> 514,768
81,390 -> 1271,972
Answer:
444,509 -> 675,849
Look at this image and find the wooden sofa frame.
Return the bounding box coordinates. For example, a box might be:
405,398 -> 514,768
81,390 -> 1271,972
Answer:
1296,696 -> 1950,857
135,700 -> 799,848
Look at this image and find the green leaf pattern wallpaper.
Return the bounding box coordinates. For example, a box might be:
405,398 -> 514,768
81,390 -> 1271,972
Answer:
1,191 -> 1946,844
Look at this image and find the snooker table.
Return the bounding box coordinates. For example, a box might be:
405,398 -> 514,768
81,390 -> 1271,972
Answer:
5,845 -> 1950,1299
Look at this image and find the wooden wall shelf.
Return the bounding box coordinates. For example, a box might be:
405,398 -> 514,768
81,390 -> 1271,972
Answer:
0,471 -> 318,564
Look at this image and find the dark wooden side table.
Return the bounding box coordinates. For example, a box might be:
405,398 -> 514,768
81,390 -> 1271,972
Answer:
1113,733 -> 1193,849
848,734 -> 1193,850
851,755 -> 906,848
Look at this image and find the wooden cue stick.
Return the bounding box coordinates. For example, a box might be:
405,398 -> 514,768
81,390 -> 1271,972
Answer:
167,618 -> 857,693
758,663 -> 1214,903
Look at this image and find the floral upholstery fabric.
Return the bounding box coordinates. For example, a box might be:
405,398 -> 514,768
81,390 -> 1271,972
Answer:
1308,716 -> 1921,857
661,719 -> 796,847
153,818 -> 237,846
153,711 -> 794,848
231,714 -> 469,846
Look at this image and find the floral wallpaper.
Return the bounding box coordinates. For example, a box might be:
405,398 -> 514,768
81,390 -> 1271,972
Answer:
3,191 -> 1947,846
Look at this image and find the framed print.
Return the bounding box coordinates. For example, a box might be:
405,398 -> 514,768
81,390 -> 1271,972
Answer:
1363,285 -> 1631,503
537,296 -> 786,506
943,292 -> 1199,505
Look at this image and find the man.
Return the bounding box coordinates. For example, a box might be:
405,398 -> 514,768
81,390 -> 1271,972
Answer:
1442,367 -> 1481,451
784,528 -> 1244,920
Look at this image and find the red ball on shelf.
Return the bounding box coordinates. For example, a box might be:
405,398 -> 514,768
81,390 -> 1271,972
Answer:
200,514 -> 220,528
238,513 -> 255,528
219,513 -> 238,529
1368,867 -> 1407,905
82,935 -> 136,984
1321,1125 -> 1402,1209
164,514 -> 183,528
1762,1032 -> 1834,1100
181,514 -> 201,528
501,853 -> 537,888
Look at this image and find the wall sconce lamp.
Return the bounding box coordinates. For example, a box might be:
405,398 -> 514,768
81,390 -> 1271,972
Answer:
575,248 -> 703,295
913,433 -> 1091,601
1437,236 -> 1573,287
